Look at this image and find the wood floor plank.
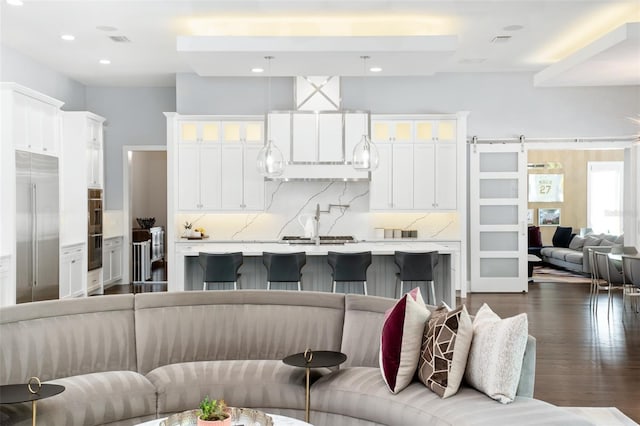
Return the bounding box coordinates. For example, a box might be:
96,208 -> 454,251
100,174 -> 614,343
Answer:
461,280 -> 640,423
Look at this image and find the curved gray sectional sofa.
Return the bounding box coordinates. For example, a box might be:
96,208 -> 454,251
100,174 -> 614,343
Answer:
0,291 -> 592,426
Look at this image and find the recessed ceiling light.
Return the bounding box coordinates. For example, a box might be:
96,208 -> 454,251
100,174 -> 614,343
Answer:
369,67 -> 382,73
6,0 -> 24,6
61,34 -> 75,41
503,25 -> 524,31
491,35 -> 512,43
96,25 -> 118,32
99,59 -> 111,65
251,67 -> 264,73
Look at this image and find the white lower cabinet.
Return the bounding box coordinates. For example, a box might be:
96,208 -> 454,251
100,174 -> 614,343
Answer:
103,237 -> 123,285
60,244 -> 85,298
87,268 -> 102,295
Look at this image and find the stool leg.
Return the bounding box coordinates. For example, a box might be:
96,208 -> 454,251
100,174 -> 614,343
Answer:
297,281 -> 302,291
399,280 -> 404,298
332,281 -> 337,293
203,282 -> 207,291
233,281 -> 238,291
363,280 -> 368,296
267,281 -> 271,290
429,281 -> 436,305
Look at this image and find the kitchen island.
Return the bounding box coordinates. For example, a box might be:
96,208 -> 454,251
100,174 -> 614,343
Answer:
174,241 -> 458,305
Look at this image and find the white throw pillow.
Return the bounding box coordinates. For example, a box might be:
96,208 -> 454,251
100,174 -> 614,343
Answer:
464,303 -> 528,404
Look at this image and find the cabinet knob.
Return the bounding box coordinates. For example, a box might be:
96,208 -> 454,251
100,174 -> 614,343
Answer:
71,260 -> 76,264
43,147 -> 47,151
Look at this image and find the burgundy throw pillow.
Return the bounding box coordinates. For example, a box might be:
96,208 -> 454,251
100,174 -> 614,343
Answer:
379,288 -> 431,394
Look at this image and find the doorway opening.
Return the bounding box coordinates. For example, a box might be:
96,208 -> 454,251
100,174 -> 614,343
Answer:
122,145 -> 167,291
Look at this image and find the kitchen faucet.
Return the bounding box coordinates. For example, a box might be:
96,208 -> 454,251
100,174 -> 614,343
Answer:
314,203 -> 321,245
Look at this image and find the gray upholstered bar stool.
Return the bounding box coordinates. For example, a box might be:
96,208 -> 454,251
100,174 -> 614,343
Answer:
394,251 -> 439,302
327,251 -> 372,295
262,252 -> 307,291
198,252 -> 243,290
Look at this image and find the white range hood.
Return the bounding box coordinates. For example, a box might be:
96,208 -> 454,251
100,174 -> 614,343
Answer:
266,110 -> 371,181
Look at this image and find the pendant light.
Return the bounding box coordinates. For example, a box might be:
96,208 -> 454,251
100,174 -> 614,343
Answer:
352,55 -> 379,171
257,56 -> 285,178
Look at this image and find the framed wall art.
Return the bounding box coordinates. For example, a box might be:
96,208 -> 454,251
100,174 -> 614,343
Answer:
539,208 -> 561,226
528,174 -> 564,202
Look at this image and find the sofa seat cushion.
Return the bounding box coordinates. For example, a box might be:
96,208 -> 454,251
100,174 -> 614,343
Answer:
564,252 -> 584,264
549,248 -> 575,261
311,367 -> 593,426
0,371 -> 156,426
540,247 -> 556,258
147,360 -> 318,415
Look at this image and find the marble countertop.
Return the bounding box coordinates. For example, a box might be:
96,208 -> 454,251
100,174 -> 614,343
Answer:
175,240 -> 456,256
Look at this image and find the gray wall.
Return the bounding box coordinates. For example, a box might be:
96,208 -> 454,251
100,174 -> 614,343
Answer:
176,73 -> 294,114
177,72 -> 639,138
85,87 -> 176,210
0,44 -> 86,110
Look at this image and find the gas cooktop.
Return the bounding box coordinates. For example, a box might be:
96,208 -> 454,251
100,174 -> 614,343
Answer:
282,236 -> 356,245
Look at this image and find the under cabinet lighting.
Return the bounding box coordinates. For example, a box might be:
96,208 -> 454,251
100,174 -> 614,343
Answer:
99,59 -> 111,65
369,67 -> 382,72
251,67 -> 264,73
61,34 -> 75,41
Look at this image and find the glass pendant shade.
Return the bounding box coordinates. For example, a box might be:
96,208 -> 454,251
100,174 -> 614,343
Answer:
352,134 -> 379,171
256,139 -> 285,178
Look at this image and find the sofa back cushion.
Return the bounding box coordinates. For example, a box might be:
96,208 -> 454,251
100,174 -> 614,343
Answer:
568,235 -> 585,250
341,294 -> 397,368
134,290 -> 345,375
0,294 -> 137,384
552,226 -> 573,248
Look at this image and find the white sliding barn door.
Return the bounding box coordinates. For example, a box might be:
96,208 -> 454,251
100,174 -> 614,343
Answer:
470,144 -> 528,292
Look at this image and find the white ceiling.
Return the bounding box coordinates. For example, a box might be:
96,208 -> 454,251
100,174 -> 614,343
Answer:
0,0 -> 638,87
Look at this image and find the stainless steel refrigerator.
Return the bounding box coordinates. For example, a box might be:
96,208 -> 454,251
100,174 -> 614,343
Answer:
16,150 -> 59,304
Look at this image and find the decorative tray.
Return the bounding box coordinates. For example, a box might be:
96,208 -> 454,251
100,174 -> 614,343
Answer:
181,235 -> 209,240
160,408 -> 274,426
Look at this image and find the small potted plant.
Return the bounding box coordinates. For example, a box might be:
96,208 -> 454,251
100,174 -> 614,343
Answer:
197,396 -> 231,426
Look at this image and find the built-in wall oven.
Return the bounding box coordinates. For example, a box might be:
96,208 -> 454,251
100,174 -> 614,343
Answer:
88,189 -> 103,271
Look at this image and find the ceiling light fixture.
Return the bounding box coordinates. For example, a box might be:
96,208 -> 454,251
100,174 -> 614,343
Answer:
352,55 -> 379,172
369,66 -> 382,73
6,0 -> 24,6
256,56 -> 285,178
251,67 -> 264,73
61,34 -> 75,41
99,59 -> 111,65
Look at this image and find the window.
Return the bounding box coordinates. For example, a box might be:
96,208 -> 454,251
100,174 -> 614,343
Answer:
587,161 -> 624,235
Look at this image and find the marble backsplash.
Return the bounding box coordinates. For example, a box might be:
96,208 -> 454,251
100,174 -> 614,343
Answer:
175,181 -> 460,241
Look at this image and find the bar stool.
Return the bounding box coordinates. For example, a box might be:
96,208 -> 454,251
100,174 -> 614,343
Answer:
394,251 -> 439,303
263,252 -> 307,291
198,252 -> 243,290
327,251 -> 372,295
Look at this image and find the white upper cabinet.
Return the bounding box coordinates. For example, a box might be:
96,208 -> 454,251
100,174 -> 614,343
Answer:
345,113 -> 368,163
371,120 -> 413,143
267,113 -> 291,163
86,118 -> 104,189
175,118 -> 264,212
318,113 -> 343,162
7,85 -> 63,156
370,116 -> 459,211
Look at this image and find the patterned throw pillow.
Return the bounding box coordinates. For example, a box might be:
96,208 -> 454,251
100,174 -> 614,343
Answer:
379,288 -> 431,394
418,304 -> 473,398
464,304 -> 528,404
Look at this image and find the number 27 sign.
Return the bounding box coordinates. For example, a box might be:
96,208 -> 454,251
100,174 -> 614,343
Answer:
528,174 -> 564,202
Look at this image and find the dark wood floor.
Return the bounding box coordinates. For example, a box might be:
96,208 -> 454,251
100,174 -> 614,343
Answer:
462,280 -> 640,423
104,273 -> 640,422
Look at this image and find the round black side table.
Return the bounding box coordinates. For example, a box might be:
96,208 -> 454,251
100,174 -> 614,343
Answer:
283,349 -> 347,423
0,381 -> 65,426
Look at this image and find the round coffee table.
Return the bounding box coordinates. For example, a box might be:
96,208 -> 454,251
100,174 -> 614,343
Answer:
282,350 -> 347,423
0,382 -> 65,426
135,412 -> 311,426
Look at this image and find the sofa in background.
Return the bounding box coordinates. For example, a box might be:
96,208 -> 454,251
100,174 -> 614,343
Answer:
0,291 -> 593,426
539,226 -> 626,274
